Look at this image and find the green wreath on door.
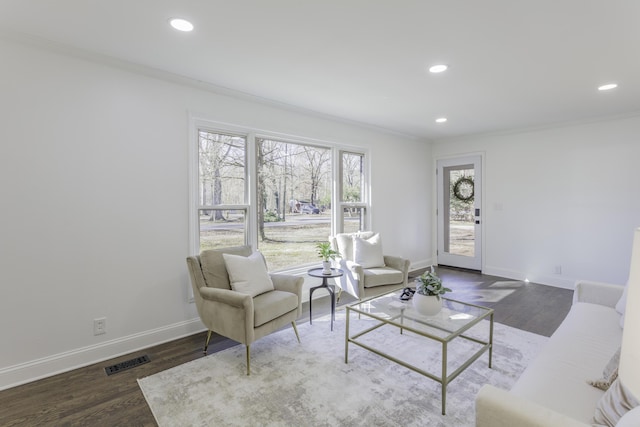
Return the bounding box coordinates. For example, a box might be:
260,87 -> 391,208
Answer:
452,176 -> 474,202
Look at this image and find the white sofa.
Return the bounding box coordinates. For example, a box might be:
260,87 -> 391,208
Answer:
476,279 -> 639,426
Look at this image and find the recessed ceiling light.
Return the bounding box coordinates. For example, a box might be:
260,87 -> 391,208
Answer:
435,117 -> 447,123
429,64 -> 448,73
169,18 -> 194,32
598,83 -> 618,91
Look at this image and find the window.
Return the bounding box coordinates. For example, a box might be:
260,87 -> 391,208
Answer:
256,138 -> 332,270
190,118 -> 369,273
339,151 -> 367,233
196,130 -> 248,249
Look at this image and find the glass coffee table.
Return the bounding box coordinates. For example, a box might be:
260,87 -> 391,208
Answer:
345,290 -> 494,415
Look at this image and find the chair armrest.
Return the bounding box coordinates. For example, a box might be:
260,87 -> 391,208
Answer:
383,255 -> 408,270
476,385 -> 589,427
343,260 -> 366,298
383,255 -> 410,285
271,274 -> 304,296
341,260 -> 362,276
199,286 -> 252,308
573,280 -> 624,307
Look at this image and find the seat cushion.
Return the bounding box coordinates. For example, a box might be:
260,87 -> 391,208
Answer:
511,302 -> 623,423
200,246 -> 252,289
253,290 -> 298,327
362,267 -> 404,288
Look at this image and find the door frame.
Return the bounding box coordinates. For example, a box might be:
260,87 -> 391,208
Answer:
434,153 -> 485,271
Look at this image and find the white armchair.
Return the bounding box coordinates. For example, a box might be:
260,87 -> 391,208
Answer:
329,231 -> 409,300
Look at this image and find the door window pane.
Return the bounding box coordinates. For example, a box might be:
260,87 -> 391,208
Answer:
444,166 -> 475,257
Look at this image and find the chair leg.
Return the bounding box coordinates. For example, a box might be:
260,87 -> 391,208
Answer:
246,345 -> 251,376
291,321 -> 301,343
203,330 -> 213,355
336,287 -> 343,303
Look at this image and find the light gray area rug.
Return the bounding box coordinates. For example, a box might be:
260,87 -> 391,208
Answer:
138,311 -> 547,427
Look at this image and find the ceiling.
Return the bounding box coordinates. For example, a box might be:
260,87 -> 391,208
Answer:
1,0 -> 639,140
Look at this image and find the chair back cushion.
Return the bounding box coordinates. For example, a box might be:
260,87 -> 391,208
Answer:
333,231 -> 376,262
353,233 -> 385,268
200,245 -> 252,289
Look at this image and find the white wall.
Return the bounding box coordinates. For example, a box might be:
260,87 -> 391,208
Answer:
432,115 -> 640,288
0,37 -> 432,389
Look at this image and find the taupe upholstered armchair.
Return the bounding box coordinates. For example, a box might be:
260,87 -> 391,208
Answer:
186,246 -> 303,375
330,232 -> 410,301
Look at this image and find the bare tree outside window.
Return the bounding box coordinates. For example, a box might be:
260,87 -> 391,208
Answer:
198,131 -> 247,249
341,152 -> 366,231
257,138 -> 332,270
342,152 -> 363,202
193,128 -> 368,271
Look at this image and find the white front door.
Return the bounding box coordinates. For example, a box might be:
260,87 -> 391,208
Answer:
437,155 -> 482,270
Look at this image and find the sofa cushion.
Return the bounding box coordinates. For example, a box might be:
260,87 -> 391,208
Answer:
511,302 -> 623,423
223,252 -> 274,297
200,245 -> 252,289
363,267 -> 404,288
353,233 -> 385,268
253,290 -> 298,327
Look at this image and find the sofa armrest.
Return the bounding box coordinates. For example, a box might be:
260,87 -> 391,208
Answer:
476,385 -> 589,427
573,280 -> 624,308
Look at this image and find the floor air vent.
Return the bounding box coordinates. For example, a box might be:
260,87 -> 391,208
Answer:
105,354 -> 150,376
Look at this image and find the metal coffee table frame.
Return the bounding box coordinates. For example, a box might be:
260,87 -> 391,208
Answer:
345,292 -> 494,415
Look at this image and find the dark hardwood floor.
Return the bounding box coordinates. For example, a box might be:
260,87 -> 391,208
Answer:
0,267 -> 573,426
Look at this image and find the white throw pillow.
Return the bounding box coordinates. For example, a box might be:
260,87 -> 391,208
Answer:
353,233 -> 385,268
588,347 -> 621,391
222,252 -> 274,297
616,283 -> 628,328
593,378 -> 640,427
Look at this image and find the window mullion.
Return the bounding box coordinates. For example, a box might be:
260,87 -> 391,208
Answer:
246,133 -> 258,249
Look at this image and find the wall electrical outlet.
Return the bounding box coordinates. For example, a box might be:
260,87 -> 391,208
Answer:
554,265 -> 562,275
94,317 -> 107,335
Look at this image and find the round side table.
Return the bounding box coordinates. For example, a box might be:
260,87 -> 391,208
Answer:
307,267 -> 344,331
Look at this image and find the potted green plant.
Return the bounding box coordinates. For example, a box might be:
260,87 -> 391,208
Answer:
316,242 -> 340,274
413,267 -> 452,315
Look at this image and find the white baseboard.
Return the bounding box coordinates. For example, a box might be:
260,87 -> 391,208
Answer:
409,259 -> 435,273
0,318 -> 205,391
